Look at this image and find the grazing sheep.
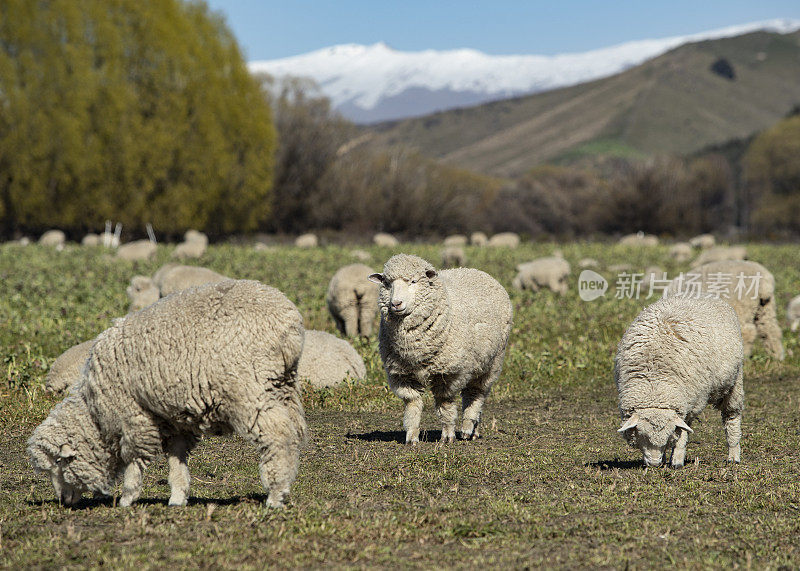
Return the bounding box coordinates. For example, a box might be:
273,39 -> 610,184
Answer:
158,265 -> 228,297
117,240 -> 156,261
82,234 -> 101,247
326,263 -> 379,337
619,232 -> 659,247
615,295 -> 744,467
664,260 -> 784,360
689,233 -> 716,249
440,246 -> 466,268
470,232 -> 488,246
295,233 -> 318,248
127,275 -> 160,313
487,232 -> 520,248
669,243 -> 693,263
373,232 -> 399,247
443,234 -> 468,247
512,256 -> 571,295
690,245 -> 747,268
787,295 -> 800,332
39,230 -> 66,249
45,339 -> 96,395
184,229 -> 208,246
28,280 -> 307,508
578,258 -> 601,269
297,330 -> 366,388
172,230 -> 208,259
351,249 -> 371,262
369,254 -> 513,444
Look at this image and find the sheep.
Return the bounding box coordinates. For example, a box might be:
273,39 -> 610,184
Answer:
184,229 -> 207,246
689,233 -> 716,249
443,234 -> 468,247
295,233 -> 318,248
82,234 -> 101,247
296,330 -> 366,388
615,295 -> 744,468
373,232 -> 399,247
641,266 -> 666,293
157,265 -> 228,297
116,240 -> 156,261
151,262 -> 180,290
470,232 -> 488,247
690,245 -> 746,268
512,256 -> 571,295
618,232 -> 659,247
39,230 -> 65,249
351,249 -> 371,262
127,275 -> 160,313
368,254 -> 513,444
487,232 -> 520,248
669,242 -> 693,263
578,258 -> 601,269
172,230 -> 208,259
664,260 -> 784,360
440,246 -> 466,268
326,263 -> 379,337
44,339 -> 96,395
28,279 -> 307,508
787,295 -> 800,332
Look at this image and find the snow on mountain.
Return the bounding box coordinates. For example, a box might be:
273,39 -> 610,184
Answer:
248,19 -> 800,123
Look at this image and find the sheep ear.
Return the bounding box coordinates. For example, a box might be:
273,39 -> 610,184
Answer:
674,416 -> 694,433
425,269 -> 437,279
617,413 -> 639,433
368,273 -> 384,285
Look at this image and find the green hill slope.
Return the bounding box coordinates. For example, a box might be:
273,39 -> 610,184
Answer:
365,30 -> 800,177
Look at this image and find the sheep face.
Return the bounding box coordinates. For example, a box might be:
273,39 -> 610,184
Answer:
618,409 -> 693,467
370,269 -> 437,318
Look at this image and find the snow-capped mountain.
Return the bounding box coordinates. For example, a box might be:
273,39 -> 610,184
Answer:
249,19 -> 800,123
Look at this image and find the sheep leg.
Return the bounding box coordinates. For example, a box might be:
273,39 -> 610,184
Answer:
669,430 -> 690,468
740,323 -> 756,358
340,306 -> 360,337
166,436 -> 191,506
401,395 -> 424,445
462,356 -> 504,440
722,368 -> 744,463
119,462 -> 143,507
434,396 -> 458,443
755,299 -> 785,360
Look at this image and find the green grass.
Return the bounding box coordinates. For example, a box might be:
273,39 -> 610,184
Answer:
1,240 -> 799,568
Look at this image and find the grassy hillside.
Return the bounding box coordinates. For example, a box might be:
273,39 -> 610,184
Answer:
1,241 -> 799,567
365,30 -> 800,177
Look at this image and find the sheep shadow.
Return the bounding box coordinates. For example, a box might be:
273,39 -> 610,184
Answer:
347,429 -> 443,444
27,493 -> 269,510
586,459 -> 646,471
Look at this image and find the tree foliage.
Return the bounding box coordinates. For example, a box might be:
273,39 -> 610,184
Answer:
0,0 -> 275,238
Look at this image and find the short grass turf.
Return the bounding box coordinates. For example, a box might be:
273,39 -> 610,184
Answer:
1,241 -> 799,569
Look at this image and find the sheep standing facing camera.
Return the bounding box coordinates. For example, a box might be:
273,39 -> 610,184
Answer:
29,280 -> 307,508
615,295 -> 744,468
369,254 -> 512,444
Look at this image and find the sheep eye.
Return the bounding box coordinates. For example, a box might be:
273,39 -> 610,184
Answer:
410,278 -> 418,284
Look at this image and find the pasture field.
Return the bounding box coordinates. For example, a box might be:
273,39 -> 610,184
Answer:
1,240 -> 799,569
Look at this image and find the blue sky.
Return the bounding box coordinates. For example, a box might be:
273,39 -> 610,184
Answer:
204,0 -> 800,61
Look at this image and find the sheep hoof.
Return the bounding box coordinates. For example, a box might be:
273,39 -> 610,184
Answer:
440,434 -> 455,444
168,497 -> 187,507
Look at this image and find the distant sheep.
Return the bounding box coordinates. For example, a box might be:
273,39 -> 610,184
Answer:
29,280 -> 307,508
690,245 -> 746,268
440,246 -> 466,268
443,234 -> 468,247
351,249 -> 371,262
117,240 -> 156,262
512,256 -> 570,295
619,232 -> 659,247
787,295 -> 800,332
487,232 -> 520,248
326,263 -> 379,337
689,234 -> 716,249
369,254 -> 513,444
295,233 -> 318,248
158,265 -> 228,297
82,234 -> 101,247
470,232 -> 488,246
615,295 -> 743,467
39,230 -> 66,249
669,243 -> 693,263
578,258 -> 601,269
297,330 -> 366,388
665,260 -> 783,360
127,275 -> 160,313
44,339 -> 95,395
172,230 -> 207,259
373,232 -> 399,247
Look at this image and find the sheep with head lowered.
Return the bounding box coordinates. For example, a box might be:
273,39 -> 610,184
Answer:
615,295 -> 744,468
440,246 -> 466,268
369,254 -> 512,444
512,256 -> 571,295
664,260 -> 783,360
28,280 -> 307,508
470,232 -> 488,247
297,330 -> 366,388
327,263 -> 379,337
39,229 -> 66,249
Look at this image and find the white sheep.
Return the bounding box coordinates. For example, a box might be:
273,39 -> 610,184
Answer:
669,242 -> 693,263
470,232 -> 488,247
512,256 -> 571,295
297,330 -> 366,388
126,275 -> 160,313
487,232 -> 520,248
326,263 -> 379,337
440,246 -> 466,268
39,230 -> 66,249
369,254 -> 513,444
689,233 -> 716,249
116,240 -> 156,261
44,339 -> 96,395
373,232 -> 399,247
618,232 -> 659,247
82,234 -> 101,247
28,280 -> 307,508
690,245 -> 746,268
295,233 -> 318,248
157,265 -> 228,297
615,295 -> 744,467
664,260 -> 783,360
172,230 -> 208,259
787,295 -> 800,332
443,234 -> 468,247
578,258 -> 601,269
